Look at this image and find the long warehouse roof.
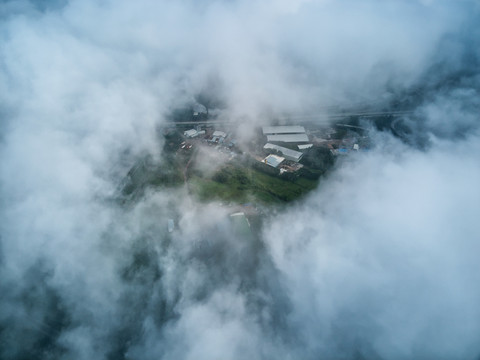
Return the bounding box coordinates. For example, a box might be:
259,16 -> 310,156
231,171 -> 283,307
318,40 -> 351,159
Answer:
262,126 -> 306,135
264,143 -> 303,162
266,134 -> 309,143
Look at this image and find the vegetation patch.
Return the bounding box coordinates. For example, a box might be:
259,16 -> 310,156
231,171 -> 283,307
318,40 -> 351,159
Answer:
189,163 -> 319,204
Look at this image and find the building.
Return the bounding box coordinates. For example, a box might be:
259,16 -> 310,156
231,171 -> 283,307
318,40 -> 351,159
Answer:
262,126 -> 306,135
266,134 -> 309,143
184,129 -> 198,138
212,130 -> 227,138
262,125 -> 309,143
184,129 -> 205,138
263,154 -> 285,168
264,143 -> 303,162
298,144 -> 313,150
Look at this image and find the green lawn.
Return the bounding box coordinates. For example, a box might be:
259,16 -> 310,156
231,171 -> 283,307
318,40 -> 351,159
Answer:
189,163 -> 318,204
123,150 -> 321,205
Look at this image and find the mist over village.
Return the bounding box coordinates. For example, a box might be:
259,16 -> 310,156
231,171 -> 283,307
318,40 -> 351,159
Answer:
0,0 -> 479,359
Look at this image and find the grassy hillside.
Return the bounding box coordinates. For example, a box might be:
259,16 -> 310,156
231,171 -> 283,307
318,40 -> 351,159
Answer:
120,139 -> 322,205
189,163 -> 318,204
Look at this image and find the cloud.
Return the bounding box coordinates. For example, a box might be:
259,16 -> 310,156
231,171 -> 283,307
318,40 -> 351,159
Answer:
0,0 -> 479,359
265,133 -> 480,359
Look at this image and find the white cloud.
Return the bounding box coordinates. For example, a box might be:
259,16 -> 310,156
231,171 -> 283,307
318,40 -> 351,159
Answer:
0,0 -> 478,358
265,133 -> 480,358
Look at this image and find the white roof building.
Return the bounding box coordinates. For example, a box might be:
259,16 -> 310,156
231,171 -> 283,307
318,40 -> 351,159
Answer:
266,134 -> 309,143
298,144 -> 313,150
264,143 -> 303,162
212,130 -> 227,138
184,129 -> 197,138
263,154 -> 285,168
262,126 -> 306,135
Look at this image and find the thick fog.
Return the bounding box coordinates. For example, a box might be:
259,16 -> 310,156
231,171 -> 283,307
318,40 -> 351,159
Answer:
0,0 -> 479,359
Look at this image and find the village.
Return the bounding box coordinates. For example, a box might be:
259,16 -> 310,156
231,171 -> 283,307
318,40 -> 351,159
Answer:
152,119 -> 369,234
120,114 -> 371,210
175,122 -> 369,174
116,102 -> 372,237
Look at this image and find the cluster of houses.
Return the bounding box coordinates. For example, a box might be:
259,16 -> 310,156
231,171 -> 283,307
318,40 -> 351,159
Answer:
183,128 -> 228,142
182,127 -> 237,157
209,130 -> 228,144
260,124 -> 367,168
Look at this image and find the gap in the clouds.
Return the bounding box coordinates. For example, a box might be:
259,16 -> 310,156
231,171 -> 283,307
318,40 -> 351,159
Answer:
116,110 -> 375,209
115,42 -> 480,211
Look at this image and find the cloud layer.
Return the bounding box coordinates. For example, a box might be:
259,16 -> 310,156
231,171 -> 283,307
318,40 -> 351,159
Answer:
0,0 -> 479,359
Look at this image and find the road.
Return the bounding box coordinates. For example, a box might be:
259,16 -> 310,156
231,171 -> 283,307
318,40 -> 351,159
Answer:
163,110 -> 413,127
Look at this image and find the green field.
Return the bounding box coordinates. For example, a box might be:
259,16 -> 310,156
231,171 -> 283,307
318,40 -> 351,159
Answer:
121,139 -> 323,205
188,163 -> 319,204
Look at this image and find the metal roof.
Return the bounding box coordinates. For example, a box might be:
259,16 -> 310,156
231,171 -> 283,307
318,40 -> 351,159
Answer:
264,143 -> 303,162
263,154 -> 285,168
212,130 -> 227,138
262,126 -> 306,135
184,129 -> 197,137
266,134 -> 309,143
298,144 -> 313,150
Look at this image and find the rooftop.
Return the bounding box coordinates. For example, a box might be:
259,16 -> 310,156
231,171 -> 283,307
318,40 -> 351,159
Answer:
262,125 -> 306,135
213,130 -> 227,138
298,144 -> 313,150
266,134 -> 309,143
264,143 -> 303,162
263,154 -> 285,168
184,129 -> 198,137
